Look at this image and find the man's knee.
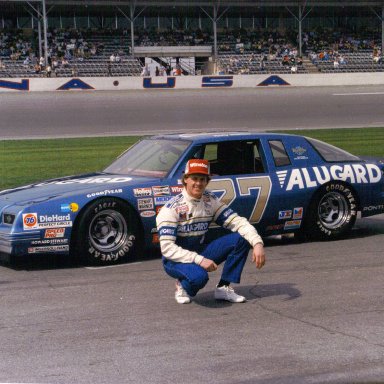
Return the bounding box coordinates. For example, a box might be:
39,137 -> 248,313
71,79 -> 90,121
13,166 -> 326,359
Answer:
187,271 -> 209,296
233,233 -> 251,253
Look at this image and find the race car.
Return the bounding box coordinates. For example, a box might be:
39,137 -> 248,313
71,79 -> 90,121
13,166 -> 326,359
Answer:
1,132 -> 383,265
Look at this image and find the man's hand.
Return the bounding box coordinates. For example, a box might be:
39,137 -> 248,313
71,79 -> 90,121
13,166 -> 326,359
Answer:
252,243 -> 266,269
200,258 -> 218,272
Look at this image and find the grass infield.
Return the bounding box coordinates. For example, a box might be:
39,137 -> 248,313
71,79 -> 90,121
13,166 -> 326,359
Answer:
0,128 -> 383,191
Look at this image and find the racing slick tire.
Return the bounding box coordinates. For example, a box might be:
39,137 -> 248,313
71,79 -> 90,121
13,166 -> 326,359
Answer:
72,197 -> 143,265
302,182 -> 358,241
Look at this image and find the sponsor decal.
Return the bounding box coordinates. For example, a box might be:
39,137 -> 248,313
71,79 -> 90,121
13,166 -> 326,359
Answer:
154,196 -> 173,205
159,228 -> 176,236
292,146 -> 308,160
279,210 -> 292,220
284,220 -> 302,230
36,177 -> 131,187
23,213 -> 38,230
86,189 -> 123,198
28,245 -> 69,253
179,212 -> 187,220
152,186 -> 170,196
133,187 -> 152,197
363,205 -> 384,212
175,205 -> 189,214
61,203 -> 79,213
277,164 -> 382,191
202,76 -> 233,87
137,198 -> 154,210
140,210 -> 156,218
258,75 -> 290,86
88,235 -> 135,262
177,222 -> 209,233
266,224 -> 284,231
57,78 -> 95,91
0,79 -> 29,91
171,186 -> 184,194
222,208 -> 234,218
293,207 -> 303,220
45,228 -> 65,238
31,239 -> 68,245
143,77 -> 176,89
23,213 -> 73,230
152,234 -> 159,243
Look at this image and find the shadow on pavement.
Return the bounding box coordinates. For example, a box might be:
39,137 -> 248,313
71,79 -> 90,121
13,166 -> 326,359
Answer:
192,283 -> 301,308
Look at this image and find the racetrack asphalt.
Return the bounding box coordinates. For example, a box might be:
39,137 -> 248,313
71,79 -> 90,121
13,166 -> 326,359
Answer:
0,85 -> 384,383
1,85 -> 384,139
0,215 -> 383,383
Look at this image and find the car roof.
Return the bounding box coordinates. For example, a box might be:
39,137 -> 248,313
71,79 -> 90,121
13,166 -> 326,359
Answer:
150,131 -> 299,143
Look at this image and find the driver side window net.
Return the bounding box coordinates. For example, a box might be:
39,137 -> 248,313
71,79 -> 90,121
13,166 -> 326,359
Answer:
204,140 -> 265,175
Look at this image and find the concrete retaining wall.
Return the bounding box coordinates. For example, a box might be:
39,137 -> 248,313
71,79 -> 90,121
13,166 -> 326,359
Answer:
1,72 -> 384,92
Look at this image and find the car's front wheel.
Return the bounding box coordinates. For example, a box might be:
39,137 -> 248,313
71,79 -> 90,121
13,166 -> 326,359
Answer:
303,182 -> 358,241
73,198 -> 142,265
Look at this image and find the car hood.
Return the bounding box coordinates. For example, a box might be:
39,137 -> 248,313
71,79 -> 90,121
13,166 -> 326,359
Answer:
0,172 -> 161,206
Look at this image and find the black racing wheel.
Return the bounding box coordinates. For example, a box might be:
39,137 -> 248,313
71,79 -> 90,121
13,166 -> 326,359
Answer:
303,182 -> 358,241
72,198 -> 142,265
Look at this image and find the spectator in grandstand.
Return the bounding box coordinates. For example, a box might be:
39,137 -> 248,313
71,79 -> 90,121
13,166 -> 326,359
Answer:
71,66 -> 78,77
23,57 -> 30,67
110,53 -> 116,63
115,53 -> 121,63
140,65 -> 150,76
46,65 -> 52,77
339,55 -> 347,65
107,62 -> 112,77
282,55 -> 290,66
62,58 -> 69,68
34,63 -> 41,74
297,57 -> 303,66
156,158 -> 266,304
333,58 -> 340,69
39,56 -> 45,68
0,58 -> 5,69
52,58 -> 59,70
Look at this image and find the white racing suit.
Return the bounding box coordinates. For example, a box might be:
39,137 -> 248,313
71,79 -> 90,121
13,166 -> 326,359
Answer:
156,188 -> 263,296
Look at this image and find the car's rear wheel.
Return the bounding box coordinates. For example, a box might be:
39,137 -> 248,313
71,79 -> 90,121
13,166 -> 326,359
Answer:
73,198 -> 142,265
303,182 -> 357,241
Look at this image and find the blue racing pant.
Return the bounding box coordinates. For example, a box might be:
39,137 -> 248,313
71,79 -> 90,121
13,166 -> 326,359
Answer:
162,233 -> 250,297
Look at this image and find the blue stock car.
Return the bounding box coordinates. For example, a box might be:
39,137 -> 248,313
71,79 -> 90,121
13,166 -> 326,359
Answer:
1,132 -> 384,265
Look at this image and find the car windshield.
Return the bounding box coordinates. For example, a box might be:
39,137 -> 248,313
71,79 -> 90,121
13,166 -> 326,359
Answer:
306,137 -> 360,162
104,138 -> 191,177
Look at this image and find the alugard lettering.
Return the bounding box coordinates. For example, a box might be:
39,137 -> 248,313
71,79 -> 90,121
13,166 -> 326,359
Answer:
177,222 -> 209,233
277,164 -> 382,191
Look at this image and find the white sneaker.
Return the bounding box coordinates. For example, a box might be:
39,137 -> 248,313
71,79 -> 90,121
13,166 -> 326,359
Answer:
214,285 -> 246,303
175,280 -> 191,304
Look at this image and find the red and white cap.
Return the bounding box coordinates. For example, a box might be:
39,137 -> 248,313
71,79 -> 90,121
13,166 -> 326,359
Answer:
184,159 -> 210,176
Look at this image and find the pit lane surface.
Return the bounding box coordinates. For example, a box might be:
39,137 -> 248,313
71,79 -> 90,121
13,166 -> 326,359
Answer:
1,86 -> 384,383
0,216 -> 383,383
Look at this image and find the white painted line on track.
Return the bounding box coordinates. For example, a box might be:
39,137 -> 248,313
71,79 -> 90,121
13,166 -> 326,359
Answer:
333,92 -> 384,96
85,262 -> 142,270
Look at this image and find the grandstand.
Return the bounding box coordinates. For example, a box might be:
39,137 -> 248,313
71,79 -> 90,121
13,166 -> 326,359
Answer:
0,0 -> 383,77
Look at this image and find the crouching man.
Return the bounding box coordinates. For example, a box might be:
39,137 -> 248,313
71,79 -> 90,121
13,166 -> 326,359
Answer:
156,159 -> 266,304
